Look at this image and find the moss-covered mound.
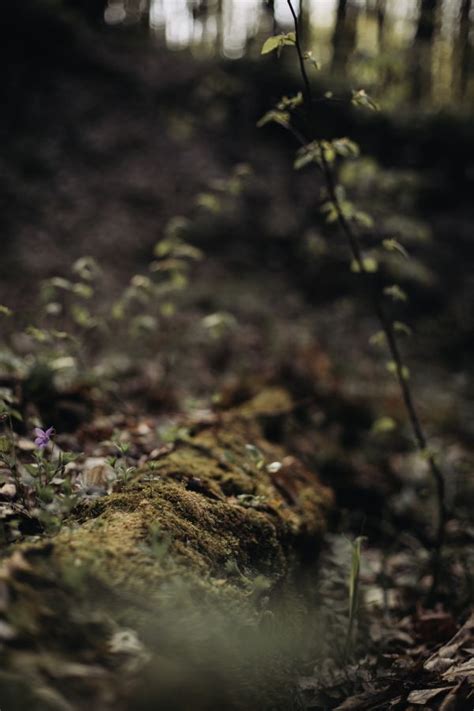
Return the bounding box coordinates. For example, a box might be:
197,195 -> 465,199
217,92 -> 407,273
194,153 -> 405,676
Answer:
0,389 -> 332,711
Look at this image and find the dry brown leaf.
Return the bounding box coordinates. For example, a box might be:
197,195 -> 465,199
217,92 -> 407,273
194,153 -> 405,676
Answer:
407,686 -> 452,704
442,658 -> 474,682
80,457 -> 115,488
0,483 -> 16,499
425,613 -> 474,673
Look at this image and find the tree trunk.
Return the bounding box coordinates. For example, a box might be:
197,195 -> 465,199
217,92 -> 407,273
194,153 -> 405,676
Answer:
411,0 -> 440,103
415,0 -> 438,42
331,0 -> 359,75
376,0 -> 386,51
458,0 -> 472,99
0,389 -> 333,711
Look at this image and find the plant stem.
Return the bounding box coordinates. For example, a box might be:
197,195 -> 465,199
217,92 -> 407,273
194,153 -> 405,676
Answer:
286,0 -> 446,597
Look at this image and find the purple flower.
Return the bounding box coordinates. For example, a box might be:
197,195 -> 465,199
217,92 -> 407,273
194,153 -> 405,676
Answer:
34,426 -> 55,449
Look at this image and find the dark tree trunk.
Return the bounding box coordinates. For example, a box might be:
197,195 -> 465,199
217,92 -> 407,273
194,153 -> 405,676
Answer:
331,0 -> 359,74
458,0 -> 472,99
376,0 -> 386,51
140,0 -> 151,29
298,0 -> 310,49
411,0 -> 440,103
415,0 -> 439,42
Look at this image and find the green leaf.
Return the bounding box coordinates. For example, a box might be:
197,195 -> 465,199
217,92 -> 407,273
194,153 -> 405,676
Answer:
369,331 -> 386,347
365,258 -> 378,272
351,89 -> 379,111
72,256 -> 101,281
371,417 -> 397,434
257,110 -> 290,129
0,435 -> 11,453
320,201 -> 338,223
0,388 -> 15,405
72,282 -> 94,299
282,31 -> 296,45
353,211 -> 374,229
334,185 -> 347,201
261,35 -> 283,55
295,140 -> 342,170
295,142 -> 321,170
303,51 -> 320,70
393,321 -> 412,336
44,302 -> 62,316
294,152 -> 314,171
245,444 -> 265,470
130,275 -> 152,289
351,257 -> 378,273
340,200 -> 355,219
277,92 -> 303,111
419,447 -> 438,462
0,305 -> 12,317
386,361 -> 410,380
202,312 -> 236,339
149,258 -> 185,275
154,238 -> 175,258
170,271 -> 188,290
25,326 -> 51,343
382,238 -> 409,259
171,243 -> 203,261
386,361 -> 397,375
49,277 -> 73,291
323,142 -> 336,163
164,216 -> 191,239
160,302 -> 176,317
332,137 -> 360,159
195,193 -> 221,213
384,284 -> 408,302
159,424 -> 189,444
112,301 -> 125,320
71,305 -> 96,328
325,208 -> 338,224
295,150 -> 316,170
131,315 -> 157,333
50,329 -> 74,341
261,32 -> 295,56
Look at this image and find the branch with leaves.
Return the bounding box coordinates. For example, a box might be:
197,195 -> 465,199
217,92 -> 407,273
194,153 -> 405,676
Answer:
258,0 -> 447,600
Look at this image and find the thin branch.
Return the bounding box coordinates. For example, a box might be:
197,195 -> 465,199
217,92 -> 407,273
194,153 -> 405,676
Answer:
285,0 -> 446,595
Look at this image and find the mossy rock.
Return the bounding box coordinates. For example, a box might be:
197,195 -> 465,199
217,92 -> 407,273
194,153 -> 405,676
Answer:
0,389 -> 332,711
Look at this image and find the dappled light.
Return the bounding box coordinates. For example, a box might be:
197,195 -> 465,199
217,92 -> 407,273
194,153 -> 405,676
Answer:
101,0 -> 474,105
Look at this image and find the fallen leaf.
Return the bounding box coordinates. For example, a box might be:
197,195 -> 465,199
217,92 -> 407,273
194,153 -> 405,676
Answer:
425,613 -> 474,673
407,687 -> 452,704
0,483 -> 17,499
442,658 -> 474,682
80,457 -> 115,488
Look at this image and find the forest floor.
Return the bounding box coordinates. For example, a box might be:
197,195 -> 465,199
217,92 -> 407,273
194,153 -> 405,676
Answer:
0,17 -> 473,710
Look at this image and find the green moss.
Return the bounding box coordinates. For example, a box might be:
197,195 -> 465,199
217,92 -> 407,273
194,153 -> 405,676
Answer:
0,389 -> 333,710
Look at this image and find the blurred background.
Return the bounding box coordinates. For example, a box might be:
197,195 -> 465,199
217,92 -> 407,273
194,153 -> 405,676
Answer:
0,0 -> 473,419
